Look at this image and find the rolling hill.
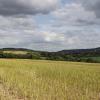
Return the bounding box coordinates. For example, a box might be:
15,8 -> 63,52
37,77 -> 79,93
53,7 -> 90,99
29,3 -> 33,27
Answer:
0,47 -> 100,63
58,47 -> 100,55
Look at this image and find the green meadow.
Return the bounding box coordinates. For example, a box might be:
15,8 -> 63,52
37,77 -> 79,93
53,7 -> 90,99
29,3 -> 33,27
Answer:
0,59 -> 100,100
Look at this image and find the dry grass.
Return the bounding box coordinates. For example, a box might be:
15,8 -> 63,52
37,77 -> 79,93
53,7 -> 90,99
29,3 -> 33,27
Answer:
3,51 -> 28,54
0,59 -> 100,100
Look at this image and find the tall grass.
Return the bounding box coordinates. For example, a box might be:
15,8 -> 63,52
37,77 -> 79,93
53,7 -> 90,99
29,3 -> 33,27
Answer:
0,59 -> 100,100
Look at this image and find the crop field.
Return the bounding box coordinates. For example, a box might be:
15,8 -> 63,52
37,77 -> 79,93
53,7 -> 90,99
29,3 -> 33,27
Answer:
3,51 -> 28,55
0,59 -> 100,100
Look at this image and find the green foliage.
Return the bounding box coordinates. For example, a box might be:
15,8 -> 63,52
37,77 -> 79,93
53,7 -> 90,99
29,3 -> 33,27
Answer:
30,52 -> 41,59
0,49 -> 100,63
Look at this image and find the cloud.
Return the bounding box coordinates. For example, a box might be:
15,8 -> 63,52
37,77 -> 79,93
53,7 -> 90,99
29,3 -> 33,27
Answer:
0,0 -> 58,16
76,0 -> 100,18
0,0 -> 100,51
52,3 -> 96,26
42,32 -> 65,42
0,16 -> 66,51
0,15 -> 82,51
46,2 -> 100,50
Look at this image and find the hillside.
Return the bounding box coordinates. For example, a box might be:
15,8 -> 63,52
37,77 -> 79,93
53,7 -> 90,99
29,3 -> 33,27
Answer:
0,47 -> 100,63
58,47 -> 100,55
1,47 -> 100,55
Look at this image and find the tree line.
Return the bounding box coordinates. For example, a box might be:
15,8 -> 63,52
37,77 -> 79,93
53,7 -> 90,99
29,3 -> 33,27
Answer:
0,47 -> 100,63
0,51 -> 99,63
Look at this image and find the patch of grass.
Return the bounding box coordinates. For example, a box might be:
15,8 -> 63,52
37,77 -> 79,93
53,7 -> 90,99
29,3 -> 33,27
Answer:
90,57 -> 100,61
0,59 -> 100,100
3,51 -> 28,54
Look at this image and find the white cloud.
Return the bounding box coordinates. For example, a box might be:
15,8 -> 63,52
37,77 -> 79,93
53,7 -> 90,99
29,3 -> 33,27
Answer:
53,3 -> 96,26
42,32 -> 65,42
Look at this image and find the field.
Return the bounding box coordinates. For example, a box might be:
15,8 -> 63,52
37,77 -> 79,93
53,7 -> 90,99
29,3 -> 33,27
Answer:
3,51 -> 28,54
0,59 -> 100,100
89,57 -> 100,62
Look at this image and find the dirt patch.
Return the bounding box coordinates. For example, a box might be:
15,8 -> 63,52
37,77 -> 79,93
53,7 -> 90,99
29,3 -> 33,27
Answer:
0,82 -> 24,100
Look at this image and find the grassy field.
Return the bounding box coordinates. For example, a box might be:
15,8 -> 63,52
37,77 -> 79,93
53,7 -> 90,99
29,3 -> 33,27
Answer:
90,57 -> 100,62
0,59 -> 100,100
3,51 -> 28,54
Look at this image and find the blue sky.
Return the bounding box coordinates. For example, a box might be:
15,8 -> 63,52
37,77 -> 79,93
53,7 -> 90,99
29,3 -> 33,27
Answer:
0,0 -> 100,51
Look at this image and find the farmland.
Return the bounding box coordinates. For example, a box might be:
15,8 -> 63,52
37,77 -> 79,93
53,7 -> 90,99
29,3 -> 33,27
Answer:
0,59 -> 100,100
3,51 -> 28,55
0,47 -> 100,63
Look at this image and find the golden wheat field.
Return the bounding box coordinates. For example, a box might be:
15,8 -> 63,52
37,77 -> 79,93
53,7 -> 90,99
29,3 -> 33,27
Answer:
0,59 -> 100,100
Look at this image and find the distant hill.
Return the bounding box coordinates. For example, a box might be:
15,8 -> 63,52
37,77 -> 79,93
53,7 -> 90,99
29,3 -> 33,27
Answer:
1,47 -> 100,53
0,47 -> 100,63
0,48 -> 35,52
0,47 -> 100,57
57,47 -> 100,56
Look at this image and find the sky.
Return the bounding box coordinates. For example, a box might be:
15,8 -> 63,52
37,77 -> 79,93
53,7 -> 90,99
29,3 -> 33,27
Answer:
0,0 -> 100,51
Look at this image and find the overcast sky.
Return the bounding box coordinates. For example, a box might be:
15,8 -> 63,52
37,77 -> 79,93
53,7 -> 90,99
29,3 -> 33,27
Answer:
0,0 -> 100,51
